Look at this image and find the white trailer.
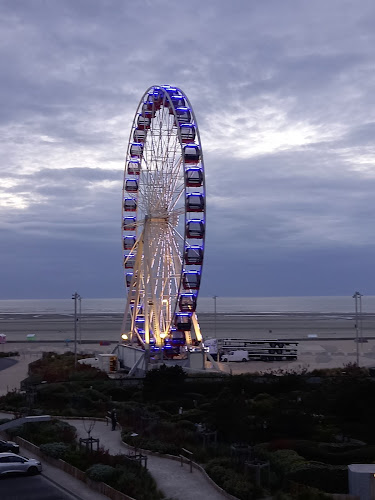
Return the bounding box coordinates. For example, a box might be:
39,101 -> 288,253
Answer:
203,338 -> 298,362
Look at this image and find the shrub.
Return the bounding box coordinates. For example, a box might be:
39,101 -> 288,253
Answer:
288,463 -> 348,494
40,442 -> 69,459
86,463 -> 118,483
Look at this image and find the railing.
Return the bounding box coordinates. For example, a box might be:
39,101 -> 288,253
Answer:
179,447 -> 193,473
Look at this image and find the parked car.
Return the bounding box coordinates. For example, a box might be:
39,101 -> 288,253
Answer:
0,453 -> 42,476
221,350 -> 249,362
0,440 -> 19,454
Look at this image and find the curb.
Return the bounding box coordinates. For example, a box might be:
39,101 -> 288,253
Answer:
41,472 -> 84,500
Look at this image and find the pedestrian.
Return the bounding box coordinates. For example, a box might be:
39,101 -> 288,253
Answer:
110,409 -> 117,431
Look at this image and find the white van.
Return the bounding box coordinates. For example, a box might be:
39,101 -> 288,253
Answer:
221,350 -> 249,362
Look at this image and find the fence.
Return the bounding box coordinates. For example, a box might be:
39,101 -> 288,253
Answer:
14,436 -> 136,500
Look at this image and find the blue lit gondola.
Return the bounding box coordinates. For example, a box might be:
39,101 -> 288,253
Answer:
174,313 -> 192,331
183,144 -> 201,164
124,253 -> 135,269
186,193 -> 205,212
123,235 -> 136,250
182,271 -> 201,290
125,179 -> 138,192
184,246 -> 204,265
186,220 -> 205,239
169,328 -> 186,346
130,143 -> 143,159
185,168 -> 203,187
123,198 -> 137,212
175,107 -> 191,124
179,293 -> 197,312
180,124 -> 196,143
123,216 -> 136,230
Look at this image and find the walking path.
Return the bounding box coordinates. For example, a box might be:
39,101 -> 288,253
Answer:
0,412 -> 230,499
65,418 -> 230,500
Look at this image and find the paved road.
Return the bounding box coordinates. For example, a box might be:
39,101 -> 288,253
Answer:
0,473 -> 79,499
0,358 -> 18,371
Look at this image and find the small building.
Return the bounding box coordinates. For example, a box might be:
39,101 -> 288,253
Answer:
349,464 -> 375,499
0,334 -> 6,344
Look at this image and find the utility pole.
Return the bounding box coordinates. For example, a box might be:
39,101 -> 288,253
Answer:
72,292 -> 81,368
352,291 -> 362,366
78,295 -> 82,345
213,296 -> 218,338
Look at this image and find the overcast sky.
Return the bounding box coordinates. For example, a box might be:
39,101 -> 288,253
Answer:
1,0 -> 375,299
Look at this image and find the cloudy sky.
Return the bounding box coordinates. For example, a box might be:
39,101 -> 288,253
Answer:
1,0 -> 375,299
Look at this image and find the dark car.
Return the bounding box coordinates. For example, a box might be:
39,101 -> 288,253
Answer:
0,440 -> 19,454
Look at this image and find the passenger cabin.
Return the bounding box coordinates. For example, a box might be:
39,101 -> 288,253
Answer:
125,273 -> 133,288
184,246 -> 204,265
133,129 -> 146,142
175,107 -> 191,124
168,95 -> 186,113
141,102 -> 156,117
183,144 -> 201,164
169,328 -> 186,346
123,216 -> 136,231
130,143 -> 143,159
182,271 -> 201,290
124,198 -> 137,212
186,220 -> 205,239
125,179 -> 139,192
123,236 -> 136,250
124,254 -> 135,269
148,88 -> 163,107
186,193 -> 205,212
161,86 -> 181,97
179,293 -> 197,312
135,316 -> 145,328
185,168 -> 203,187
180,124 -> 196,143
127,160 -> 141,175
137,114 -> 151,130
174,313 -> 192,331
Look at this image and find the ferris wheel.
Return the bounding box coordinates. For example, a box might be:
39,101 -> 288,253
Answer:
121,85 -> 206,357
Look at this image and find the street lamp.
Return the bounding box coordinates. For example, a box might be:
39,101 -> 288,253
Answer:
213,296 -> 218,338
352,291 -> 363,365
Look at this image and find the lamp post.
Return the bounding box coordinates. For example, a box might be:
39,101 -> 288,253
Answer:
78,295 -> 82,345
352,291 -> 362,365
213,296 -> 218,338
72,292 -> 81,368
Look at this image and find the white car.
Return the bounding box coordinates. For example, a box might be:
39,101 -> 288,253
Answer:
0,452 -> 42,476
221,350 -> 249,362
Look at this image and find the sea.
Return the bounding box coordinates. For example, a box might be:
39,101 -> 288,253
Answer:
0,296 -> 373,315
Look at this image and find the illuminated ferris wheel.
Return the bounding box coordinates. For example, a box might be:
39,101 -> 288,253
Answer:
121,85 -> 206,357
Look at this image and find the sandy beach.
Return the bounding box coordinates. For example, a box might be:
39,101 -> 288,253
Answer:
1,312 -> 375,397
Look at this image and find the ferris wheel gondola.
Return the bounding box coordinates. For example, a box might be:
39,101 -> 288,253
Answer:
121,85 -> 206,355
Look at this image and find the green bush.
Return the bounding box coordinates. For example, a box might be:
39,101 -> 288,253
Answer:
288,463 -> 348,494
7,419 -> 76,445
86,463 -> 118,483
40,442 -> 69,459
205,460 -> 260,500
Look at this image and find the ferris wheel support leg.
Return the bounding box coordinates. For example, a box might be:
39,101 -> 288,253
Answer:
191,313 -> 203,343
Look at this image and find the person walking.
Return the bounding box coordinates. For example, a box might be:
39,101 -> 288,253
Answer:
110,409 -> 117,431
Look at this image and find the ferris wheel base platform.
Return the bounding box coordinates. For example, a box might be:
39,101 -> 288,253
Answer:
113,344 -> 224,377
